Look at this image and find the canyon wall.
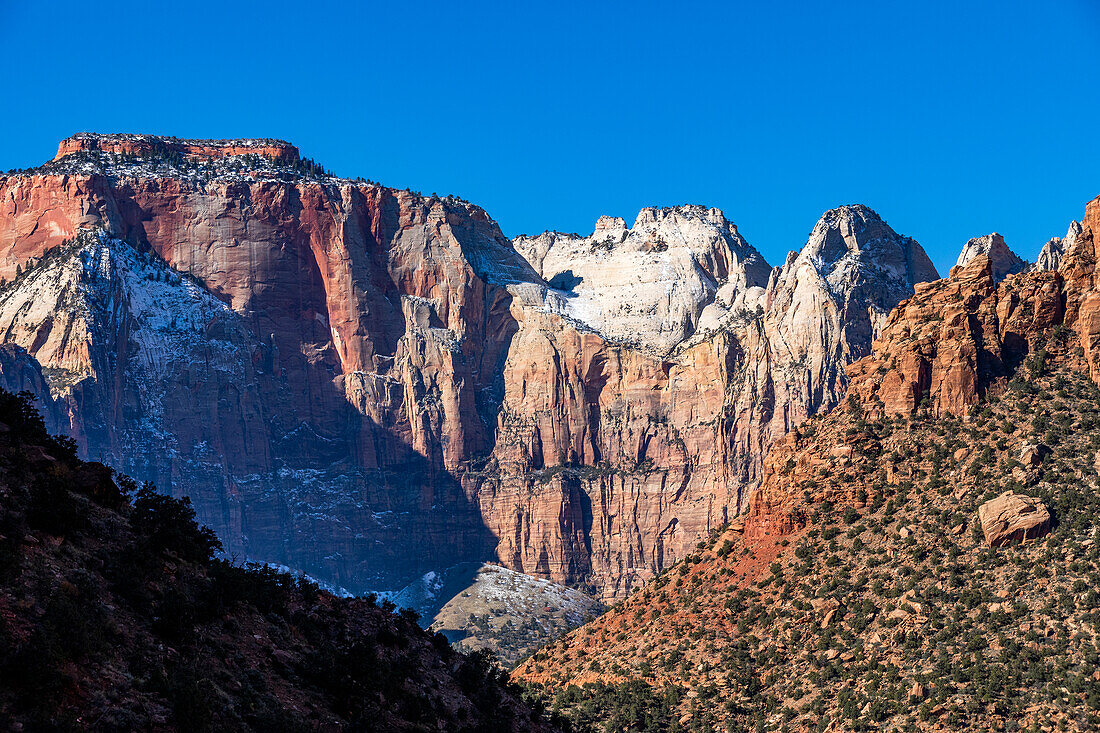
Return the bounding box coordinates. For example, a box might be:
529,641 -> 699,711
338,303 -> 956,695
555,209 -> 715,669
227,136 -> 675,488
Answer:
0,135 -> 942,599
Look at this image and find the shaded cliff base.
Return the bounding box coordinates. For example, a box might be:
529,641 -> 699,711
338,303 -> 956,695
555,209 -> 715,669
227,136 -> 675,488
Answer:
0,389 -> 559,732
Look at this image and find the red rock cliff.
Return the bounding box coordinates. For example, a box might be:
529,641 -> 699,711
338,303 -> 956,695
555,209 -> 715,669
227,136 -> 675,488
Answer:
0,135 -> 941,599
0,155 -> 518,591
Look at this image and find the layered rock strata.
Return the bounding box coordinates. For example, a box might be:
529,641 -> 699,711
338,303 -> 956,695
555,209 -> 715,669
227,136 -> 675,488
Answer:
54,132 -> 299,162
978,491 -> 1052,547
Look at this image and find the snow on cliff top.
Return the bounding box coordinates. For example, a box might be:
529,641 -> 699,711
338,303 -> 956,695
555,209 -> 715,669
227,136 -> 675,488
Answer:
514,205 -> 771,354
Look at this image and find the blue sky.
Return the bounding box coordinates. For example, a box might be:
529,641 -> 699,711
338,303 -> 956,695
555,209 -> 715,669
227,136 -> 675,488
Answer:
2,0 -> 1097,274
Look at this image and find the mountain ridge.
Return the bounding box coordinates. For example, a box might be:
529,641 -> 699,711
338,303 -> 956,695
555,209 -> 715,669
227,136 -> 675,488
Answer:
517,194 -> 1100,731
0,135 -> 1019,615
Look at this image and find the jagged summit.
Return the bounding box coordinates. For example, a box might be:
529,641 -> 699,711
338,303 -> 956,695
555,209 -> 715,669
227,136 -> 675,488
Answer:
781,204 -> 939,315
954,232 -> 1025,282
1033,221 -> 1084,272
727,205 -> 939,461
520,204 -> 741,241
1035,236 -> 1066,272
810,202 -> 885,234
801,204 -> 939,287
55,132 -> 299,162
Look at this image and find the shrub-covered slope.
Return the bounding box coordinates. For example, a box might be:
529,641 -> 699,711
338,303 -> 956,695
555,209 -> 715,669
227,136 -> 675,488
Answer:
517,236 -> 1100,731
521,364 -> 1100,732
0,390 -> 559,732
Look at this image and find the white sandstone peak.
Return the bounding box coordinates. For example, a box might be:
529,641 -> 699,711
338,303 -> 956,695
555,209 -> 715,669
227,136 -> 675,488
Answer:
513,205 -> 771,353
1034,221 -> 1082,272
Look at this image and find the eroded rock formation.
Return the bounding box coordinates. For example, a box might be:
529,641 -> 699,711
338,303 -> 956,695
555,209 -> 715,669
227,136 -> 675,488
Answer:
0,134 -> 941,600
1032,221 -> 1083,273
955,233 -> 1025,282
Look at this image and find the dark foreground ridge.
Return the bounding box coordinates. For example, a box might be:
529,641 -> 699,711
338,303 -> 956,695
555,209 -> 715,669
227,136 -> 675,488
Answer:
0,389 -> 560,731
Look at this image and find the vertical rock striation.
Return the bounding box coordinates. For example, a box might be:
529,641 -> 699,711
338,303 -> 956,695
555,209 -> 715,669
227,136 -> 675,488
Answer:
0,135 -> 940,600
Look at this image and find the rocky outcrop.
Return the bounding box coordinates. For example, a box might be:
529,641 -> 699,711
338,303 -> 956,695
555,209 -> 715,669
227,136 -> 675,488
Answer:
55,132 -> 299,162
1087,195 -> 1100,237
955,233 -> 1025,282
978,491 -> 1051,547
1019,442 -> 1051,467
846,253 -> 1070,416
0,135 -> 941,601
1034,217 -> 1089,274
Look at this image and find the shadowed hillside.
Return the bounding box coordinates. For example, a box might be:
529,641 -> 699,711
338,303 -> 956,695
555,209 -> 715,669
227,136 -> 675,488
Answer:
0,388 -> 560,732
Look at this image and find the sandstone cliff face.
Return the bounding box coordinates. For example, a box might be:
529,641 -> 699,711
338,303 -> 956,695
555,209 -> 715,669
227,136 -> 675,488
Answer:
0,135 -> 941,600
494,204 -> 938,595
0,150 -> 529,592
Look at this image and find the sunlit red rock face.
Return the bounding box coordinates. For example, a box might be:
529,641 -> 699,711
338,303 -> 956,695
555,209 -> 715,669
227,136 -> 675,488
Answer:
746,196 -> 1099,541
0,135 -> 941,599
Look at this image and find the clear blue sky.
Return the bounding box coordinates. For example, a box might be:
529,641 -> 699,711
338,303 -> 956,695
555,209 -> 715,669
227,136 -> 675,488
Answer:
2,1 -> 1098,274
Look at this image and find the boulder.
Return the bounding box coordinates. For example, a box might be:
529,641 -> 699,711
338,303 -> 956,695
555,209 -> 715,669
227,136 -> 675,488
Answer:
1012,466 -> 1036,485
1019,443 -> 1050,467
978,492 -> 1051,547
